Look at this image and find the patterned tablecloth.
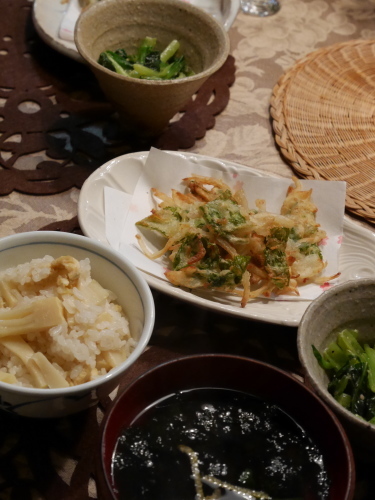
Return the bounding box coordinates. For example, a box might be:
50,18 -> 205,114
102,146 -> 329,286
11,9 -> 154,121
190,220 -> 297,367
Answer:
1,0 -> 375,499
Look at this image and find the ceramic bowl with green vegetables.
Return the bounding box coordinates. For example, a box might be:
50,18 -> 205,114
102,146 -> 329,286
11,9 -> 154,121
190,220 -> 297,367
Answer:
298,278 -> 375,456
74,0 -> 230,136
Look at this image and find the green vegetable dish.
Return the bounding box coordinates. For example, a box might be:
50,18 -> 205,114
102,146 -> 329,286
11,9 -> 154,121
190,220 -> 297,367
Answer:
313,328 -> 375,423
98,37 -> 195,80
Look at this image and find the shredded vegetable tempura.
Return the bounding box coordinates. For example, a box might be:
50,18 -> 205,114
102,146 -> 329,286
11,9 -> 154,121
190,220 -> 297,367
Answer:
136,175 -> 339,307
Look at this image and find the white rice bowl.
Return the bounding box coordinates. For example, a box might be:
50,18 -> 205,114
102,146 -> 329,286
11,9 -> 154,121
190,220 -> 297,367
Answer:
0,231 -> 155,418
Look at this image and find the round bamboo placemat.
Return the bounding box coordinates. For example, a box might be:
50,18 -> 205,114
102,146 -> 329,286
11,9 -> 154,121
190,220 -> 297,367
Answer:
271,39 -> 375,225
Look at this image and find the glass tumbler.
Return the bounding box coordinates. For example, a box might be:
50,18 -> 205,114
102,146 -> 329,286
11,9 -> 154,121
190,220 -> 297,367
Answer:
241,0 -> 280,17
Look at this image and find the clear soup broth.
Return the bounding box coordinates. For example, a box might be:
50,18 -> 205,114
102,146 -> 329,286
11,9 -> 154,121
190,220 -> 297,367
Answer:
112,388 -> 330,499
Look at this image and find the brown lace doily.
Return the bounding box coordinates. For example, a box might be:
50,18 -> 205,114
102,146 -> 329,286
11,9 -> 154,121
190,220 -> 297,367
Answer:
0,0 -> 235,197
271,39 -> 375,226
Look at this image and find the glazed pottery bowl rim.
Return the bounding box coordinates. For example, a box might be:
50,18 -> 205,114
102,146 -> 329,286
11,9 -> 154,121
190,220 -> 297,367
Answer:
74,0 -> 231,86
0,230 -> 155,397
99,353 -> 356,500
298,278 -> 375,432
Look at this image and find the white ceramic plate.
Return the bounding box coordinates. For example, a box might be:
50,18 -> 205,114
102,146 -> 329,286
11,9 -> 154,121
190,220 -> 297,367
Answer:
32,0 -> 80,62
32,0 -> 240,63
78,151 -> 375,327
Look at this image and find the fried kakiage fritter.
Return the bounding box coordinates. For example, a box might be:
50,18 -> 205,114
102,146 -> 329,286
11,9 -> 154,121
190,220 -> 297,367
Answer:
136,175 -> 339,307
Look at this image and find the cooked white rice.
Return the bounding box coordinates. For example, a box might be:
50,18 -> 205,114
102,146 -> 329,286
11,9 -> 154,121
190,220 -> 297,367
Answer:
0,255 -> 135,388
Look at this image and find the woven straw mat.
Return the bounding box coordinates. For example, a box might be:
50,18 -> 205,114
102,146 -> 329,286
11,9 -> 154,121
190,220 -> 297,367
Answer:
271,39 -> 375,225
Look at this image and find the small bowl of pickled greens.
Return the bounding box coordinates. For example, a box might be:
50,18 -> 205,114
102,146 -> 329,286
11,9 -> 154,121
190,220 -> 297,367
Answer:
98,37 -> 195,80
97,354 -> 355,500
298,278 -> 375,457
74,0 -> 229,136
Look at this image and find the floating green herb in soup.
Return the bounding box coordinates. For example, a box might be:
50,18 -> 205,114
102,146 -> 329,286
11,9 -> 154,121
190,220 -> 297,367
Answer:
98,37 -> 195,80
313,327 -> 375,422
112,388 -> 330,499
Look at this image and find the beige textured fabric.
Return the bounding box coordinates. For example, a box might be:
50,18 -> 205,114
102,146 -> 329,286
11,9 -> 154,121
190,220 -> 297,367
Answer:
3,0 -> 375,233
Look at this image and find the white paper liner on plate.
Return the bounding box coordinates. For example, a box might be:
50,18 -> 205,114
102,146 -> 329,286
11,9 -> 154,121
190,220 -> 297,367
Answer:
104,148 -> 346,302
59,0 -> 80,42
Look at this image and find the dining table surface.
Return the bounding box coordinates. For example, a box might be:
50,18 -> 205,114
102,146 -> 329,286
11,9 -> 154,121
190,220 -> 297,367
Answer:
1,0 -> 375,499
